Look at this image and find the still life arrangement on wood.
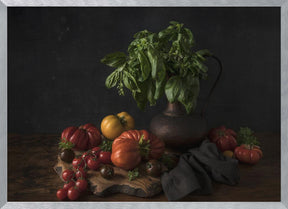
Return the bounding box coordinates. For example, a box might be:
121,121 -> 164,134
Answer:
53,21 -> 264,201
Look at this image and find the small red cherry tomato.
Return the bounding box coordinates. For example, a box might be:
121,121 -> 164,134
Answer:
91,147 -> 101,157
75,167 -> 87,179
99,151 -> 112,164
81,151 -> 91,163
62,169 -> 75,181
67,186 -> 80,201
75,178 -> 88,192
56,188 -> 67,200
87,157 -> 101,170
63,181 -> 75,191
72,157 -> 85,169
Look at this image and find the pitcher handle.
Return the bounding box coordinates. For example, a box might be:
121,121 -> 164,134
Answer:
201,55 -> 223,117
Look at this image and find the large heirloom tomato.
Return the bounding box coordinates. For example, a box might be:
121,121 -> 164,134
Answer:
234,144 -> 263,164
208,126 -> 237,152
61,123 -> 102,151
101,112 -> 135,140
111,130 -> 165,170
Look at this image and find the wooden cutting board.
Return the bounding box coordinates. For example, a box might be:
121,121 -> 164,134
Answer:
53,151 -> 163,197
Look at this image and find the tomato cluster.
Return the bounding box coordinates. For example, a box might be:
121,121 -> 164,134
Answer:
208,126 -> 263,165
56,168 -> 88,201
57,112 -> 167,200
57,146 -> 114,201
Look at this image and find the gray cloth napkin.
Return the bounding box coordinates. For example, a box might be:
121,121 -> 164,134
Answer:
161,139 -> 240,201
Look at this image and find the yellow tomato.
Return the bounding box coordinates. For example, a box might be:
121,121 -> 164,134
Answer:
223,150 -> 234,158
101,112 -> 135,140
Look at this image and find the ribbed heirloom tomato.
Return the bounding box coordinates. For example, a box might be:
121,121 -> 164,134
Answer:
208,126 -> 237,152
111,130 -> 165,170
101,112 -> 135,140
234,144 -> 263,164
61,123 -> 102,151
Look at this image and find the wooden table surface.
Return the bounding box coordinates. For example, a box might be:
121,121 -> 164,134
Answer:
8,132 -> 280,202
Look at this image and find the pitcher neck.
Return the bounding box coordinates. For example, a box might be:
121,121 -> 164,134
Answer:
163,102 -> 186,116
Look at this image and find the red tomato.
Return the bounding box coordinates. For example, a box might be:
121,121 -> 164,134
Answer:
75,167 -> 87,179
67,187 -> 80,201
209,125 -> 237,143
81,151 -> 91,163
91,147 -> 101,157
208,126 -> 237,152
99,151 -> 112,164
75,178 -> 88,192
72,158 -> 85,169
62,169 -> 75,182
63,181 -> 75,191
87,157 -> 101,170
215,135 -> 238,152
56,188 -> 67,200
234,144 -> 263,164
111,129 -> 165,170
61,123 -> 102,151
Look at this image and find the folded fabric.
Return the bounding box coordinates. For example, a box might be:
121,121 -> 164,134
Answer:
161,139 -> 240,201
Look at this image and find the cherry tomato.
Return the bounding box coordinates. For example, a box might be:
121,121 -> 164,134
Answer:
75,178 -> 88,192
72,157 -> 85,169
63,180 -> 75,191
100,165 -> 114,179
87,157 -> 101,170
75,167 -> 87,179
81,151 -> 91,163
99,151 -> 112,164
145,160 -> 162,177
62,169 -> 75,181
91,147 -> 101,157
60,149 -> 75,163
56,188 -> 67,200
67,186 -> 80,201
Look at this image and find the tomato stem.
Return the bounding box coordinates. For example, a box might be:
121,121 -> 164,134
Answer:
138,134 -> 150,159
117,115 -> 127,126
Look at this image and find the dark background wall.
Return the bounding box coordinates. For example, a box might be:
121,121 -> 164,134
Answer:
8,7 -> 280,134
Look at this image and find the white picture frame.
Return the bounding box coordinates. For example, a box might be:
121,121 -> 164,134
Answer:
1,0 -> 287,209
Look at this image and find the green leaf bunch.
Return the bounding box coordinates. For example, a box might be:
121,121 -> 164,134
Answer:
128,168 -> 140,181
101,21 -> 212,114
237,127 -> 260,146
100,139 -> 113,152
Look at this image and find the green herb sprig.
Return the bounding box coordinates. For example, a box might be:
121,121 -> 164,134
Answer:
100,139 -> 113,152
237,127 -> 260,147
128,168 -> 140,181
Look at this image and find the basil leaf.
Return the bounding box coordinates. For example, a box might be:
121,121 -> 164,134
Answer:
165,76 -> 181,103
105,70 -> 119,89
154,78 -> 165,100
101,52 -> 127,68
138,51 -> 151,81
154,61 -> 166,100
147,47 -> 158,79
147,80 -> 156,106
123,70 -> 139,91
183,28 -> 194,46
132,81 -> 149,110
195,49 -> 212,60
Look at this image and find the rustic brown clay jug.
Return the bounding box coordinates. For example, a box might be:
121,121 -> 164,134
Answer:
149,55 -> 222,150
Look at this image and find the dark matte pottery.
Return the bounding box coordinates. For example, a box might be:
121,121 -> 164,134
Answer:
150,102 -> 207,149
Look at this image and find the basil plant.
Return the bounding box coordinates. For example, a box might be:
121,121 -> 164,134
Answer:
101,21 -> 211,114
